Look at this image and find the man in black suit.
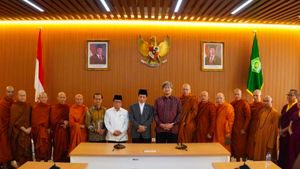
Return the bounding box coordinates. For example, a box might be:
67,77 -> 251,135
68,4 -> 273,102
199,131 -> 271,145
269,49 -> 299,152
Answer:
129,89 -> 154,143
90,45 -> 106,64
205,47 -> 221,65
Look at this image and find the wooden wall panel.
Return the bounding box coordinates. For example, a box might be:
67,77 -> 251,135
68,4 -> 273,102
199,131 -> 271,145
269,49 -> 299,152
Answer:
0,23 -> 299,111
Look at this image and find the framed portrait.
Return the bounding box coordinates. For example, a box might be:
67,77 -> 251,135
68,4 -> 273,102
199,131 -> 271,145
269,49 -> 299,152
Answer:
87,40 -> 109,70
201,42 -> 224,71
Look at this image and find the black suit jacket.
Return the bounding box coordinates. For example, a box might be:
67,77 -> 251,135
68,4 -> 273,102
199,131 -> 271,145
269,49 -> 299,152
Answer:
129,103 -> 154,139
90,55 -> 106,64
205,55 -> 221,65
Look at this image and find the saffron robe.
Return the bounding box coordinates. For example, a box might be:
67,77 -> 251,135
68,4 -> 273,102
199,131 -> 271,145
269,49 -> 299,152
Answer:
178,95 -> 198,143
214,103 -> 235,151
253,107 -> 279,161
247,101 -> 264,160
68,104 -> 87,154
196,101 -> 216,142
231,99 -> 251,160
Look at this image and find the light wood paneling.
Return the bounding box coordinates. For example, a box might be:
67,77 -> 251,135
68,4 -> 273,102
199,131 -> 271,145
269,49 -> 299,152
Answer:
0,24 -> 299,112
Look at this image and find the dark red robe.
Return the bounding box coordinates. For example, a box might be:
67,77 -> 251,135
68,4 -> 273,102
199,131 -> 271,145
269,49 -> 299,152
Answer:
50,103 -> 69,162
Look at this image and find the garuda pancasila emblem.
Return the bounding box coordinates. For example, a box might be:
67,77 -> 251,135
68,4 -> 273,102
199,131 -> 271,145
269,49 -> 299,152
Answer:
138,35 -> 170,67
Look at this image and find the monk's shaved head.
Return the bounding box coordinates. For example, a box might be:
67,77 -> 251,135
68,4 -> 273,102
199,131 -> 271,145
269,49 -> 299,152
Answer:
216,92 -> 225,105
253,89 -> 261,95
6,86 -> 14,91
58,92 -> 66,97
263,95 -> 272,107
5,85 -> 14,98
57,92 -> 67,104
182,83 -> 191,96
200,91 -> 209,102
75,94 -> 83,105
38,92 -> 48,104
17,90 -> 26,102
253,89 -> 262,102
233,88 -> 242,100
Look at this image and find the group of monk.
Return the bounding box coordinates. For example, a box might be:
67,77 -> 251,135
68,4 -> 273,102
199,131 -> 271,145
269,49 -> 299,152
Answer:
0,82 -> 299,169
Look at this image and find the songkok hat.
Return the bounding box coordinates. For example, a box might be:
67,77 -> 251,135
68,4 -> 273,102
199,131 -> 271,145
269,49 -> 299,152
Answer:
138,89 -> 148,96
113,95 -> 122,101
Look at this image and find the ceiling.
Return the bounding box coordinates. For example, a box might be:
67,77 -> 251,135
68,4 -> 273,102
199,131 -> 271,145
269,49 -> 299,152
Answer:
0,0 -> 300,24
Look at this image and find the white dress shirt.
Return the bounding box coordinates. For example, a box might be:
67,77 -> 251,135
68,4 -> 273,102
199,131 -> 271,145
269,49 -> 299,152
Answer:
139,102 -> 145,115
104,107 -> 129,141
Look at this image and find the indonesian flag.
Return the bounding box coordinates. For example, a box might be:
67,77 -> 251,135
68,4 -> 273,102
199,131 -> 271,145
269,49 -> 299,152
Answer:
34,29 -> 44,101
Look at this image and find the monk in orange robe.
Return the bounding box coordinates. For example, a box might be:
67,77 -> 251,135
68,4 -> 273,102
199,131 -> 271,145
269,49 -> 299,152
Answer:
31,92 -> 51,161
230,88 -> 251,161
178,84 -> 198,143
247,89 -> 264,160
253,96 -> 280,161
50,92 -> 69,162
196,91 -> 216,143
9,90 -> 32,167
214,93 -> 235,152
69,94 -> 87,154
0,86 -> 14,169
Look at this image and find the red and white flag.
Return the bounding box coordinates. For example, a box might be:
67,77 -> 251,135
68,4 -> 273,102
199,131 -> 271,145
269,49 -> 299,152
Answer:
34,29 -> 44,101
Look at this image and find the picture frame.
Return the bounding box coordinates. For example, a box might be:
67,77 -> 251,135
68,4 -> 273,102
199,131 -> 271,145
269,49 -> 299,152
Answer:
87,40 -> 109,70
201,42 -> 224,71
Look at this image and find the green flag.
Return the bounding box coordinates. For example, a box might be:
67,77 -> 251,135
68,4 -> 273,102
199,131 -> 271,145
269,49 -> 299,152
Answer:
247,33 -> 263,95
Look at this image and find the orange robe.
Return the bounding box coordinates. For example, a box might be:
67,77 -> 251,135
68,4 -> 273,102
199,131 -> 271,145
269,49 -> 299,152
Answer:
196,101 -> 216,142
69,104 -> 87,154
231,99 -> 251,160
253,107 -> 279,161
9,101 -> 32,165
31,103 -> 51,161
178,95 -> 198,143
214,102 -> 235,151
0,96 -> 14,163
50,103 -> 69,162
247,101 -> 264,160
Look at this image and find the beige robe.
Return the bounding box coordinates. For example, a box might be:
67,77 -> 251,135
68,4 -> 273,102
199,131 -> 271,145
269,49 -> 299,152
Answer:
253,107 -> 280,161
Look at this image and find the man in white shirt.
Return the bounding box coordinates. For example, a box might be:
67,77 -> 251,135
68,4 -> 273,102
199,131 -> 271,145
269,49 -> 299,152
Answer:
104,95 -> 129,143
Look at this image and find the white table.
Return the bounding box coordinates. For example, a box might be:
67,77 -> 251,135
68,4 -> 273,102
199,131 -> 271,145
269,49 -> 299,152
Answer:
70,143 -> 230,169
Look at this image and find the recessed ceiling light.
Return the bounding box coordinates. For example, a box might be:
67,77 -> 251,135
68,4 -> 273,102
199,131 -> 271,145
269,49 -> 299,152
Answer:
174,0 -> 183,13
23,0 -> 44,12
231,0 -> 253,15
99,0 -> 110,12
